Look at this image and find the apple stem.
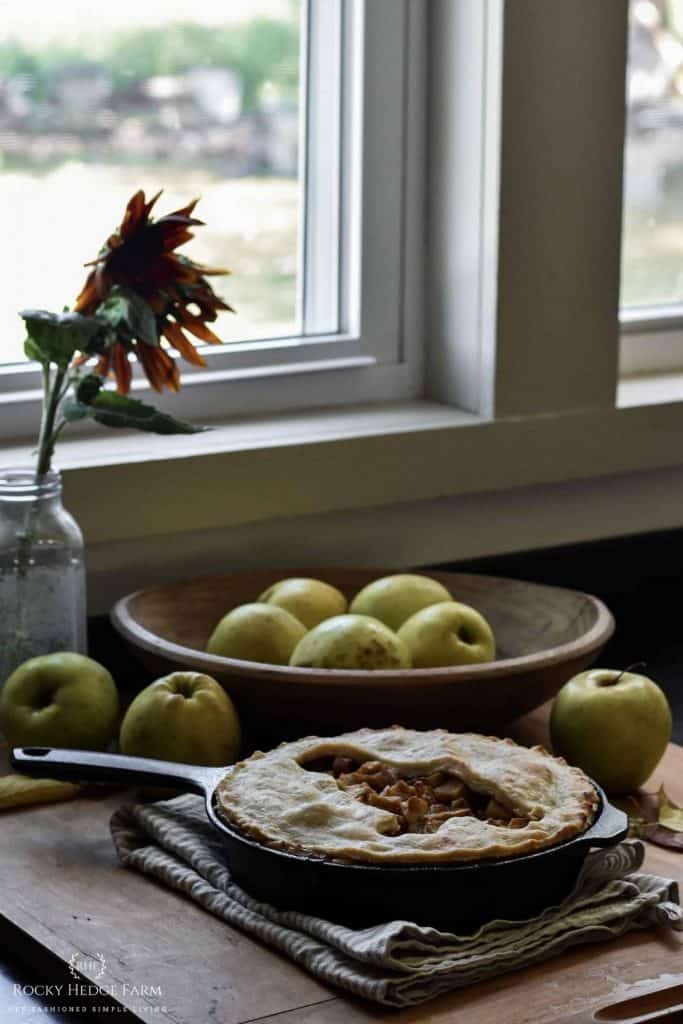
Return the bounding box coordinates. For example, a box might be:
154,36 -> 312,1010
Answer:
612,661 -> 647,685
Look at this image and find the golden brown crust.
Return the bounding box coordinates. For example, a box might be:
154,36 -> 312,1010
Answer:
215,727 -> 599,864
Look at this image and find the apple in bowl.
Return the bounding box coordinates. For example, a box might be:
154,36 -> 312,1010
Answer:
397,602 -> 496,668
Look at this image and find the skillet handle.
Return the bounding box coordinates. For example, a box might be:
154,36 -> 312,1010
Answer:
10,746 -> 215,794
583,795 -> 629,848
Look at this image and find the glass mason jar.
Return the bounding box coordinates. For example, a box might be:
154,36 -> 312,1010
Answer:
0,467 -> 87,685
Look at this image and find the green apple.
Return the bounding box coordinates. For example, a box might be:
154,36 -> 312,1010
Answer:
258,577 -> 347,629
550,668 -> 672,795
207,603 -> 306,665
349,574 -> 453,631
119,672 -> 240,766
0,651 -> 119,750
290,614 -> 411,670
397,601 -> 496,668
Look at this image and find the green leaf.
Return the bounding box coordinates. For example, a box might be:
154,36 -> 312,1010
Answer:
96,286 -> 159,347
23,336 -> 44,363
62,402 -> 90,423
20,309 -> 110,368
63,376 -> 206,435
74,373 -> 104,405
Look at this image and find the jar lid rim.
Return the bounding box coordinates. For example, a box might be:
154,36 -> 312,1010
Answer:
0,467 -> 62,497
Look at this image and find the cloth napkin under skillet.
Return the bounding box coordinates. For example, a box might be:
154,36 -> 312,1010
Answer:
110,794 -> 683,1008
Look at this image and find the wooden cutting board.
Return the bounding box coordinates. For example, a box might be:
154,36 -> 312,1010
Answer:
1,711 -> 682,1024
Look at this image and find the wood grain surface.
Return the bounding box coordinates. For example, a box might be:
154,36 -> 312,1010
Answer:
111,568 -> 614,738
1,706 -> 681,1024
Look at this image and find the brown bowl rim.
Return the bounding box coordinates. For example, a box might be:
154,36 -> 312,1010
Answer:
110,570 -> 615,688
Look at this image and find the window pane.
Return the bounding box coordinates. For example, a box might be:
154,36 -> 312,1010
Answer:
0,0 -> 301,366
621,0 -> 683,309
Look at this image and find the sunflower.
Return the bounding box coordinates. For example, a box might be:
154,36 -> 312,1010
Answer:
74,189 -> 233,393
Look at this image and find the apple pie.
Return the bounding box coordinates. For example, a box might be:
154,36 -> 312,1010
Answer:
215,727 -> 599,864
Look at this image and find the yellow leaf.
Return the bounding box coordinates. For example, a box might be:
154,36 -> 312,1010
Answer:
658,785 -> 683,833
612,796 -> 655,838
0,774 -> 80,811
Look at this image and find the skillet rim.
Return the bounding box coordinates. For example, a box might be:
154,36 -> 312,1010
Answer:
205,783 -> 627,874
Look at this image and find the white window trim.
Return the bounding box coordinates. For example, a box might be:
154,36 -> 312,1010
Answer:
299,0 -> 343,336
620,306 -> 683,377
426,0 -> 503,419
0,0 -> 427,440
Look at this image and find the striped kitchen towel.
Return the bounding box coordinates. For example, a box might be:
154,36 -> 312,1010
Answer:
110,794 -> 682,1008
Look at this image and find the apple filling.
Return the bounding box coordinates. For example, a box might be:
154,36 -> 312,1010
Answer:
302,756 -> 530,836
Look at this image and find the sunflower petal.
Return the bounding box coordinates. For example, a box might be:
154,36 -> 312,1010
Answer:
95,351 -> 112,378
176,313 -> 223,346
158,346 -> 181,392
136,342 -> 164,392
112,342 -> 133,395
95,263 -> 111,302
193,263 -> 231,277
162,321 -> 207,366
74,273 -> 99,314
154,225 -> 199,252
142,189 -> 163,221
165,198 -> 200,220
120,190 -> 147,240
163,255 -> 202,284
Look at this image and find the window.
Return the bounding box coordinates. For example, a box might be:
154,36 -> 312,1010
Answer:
11,0 -> 683,595
0,0 -> 303,362
621,0 -> 683,374
1,0 -> 424,435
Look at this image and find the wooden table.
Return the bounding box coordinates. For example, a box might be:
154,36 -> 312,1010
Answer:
2,710 -> 682,1024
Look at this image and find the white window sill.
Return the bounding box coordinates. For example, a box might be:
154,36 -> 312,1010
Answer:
7,392 -> 683,549
618,371 -> 683,409
4,400 -> 479,472
7,393 -> 683,614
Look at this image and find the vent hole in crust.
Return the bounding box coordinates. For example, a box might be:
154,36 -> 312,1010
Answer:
298,755 -> 528,835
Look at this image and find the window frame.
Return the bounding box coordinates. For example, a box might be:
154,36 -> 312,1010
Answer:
0,0 -> 427,440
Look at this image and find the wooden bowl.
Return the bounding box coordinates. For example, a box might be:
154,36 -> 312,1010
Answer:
111,569 -> 614,741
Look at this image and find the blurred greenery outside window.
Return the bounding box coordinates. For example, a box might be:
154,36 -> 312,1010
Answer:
622,0 -> 683,310
0,0 -> 302,367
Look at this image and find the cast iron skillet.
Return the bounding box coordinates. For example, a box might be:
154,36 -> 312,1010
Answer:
11,746 -> 628,933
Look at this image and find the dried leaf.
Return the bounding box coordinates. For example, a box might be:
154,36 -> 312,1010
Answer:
658,785 -> 683,833
626,816 -> 656,840
644,824 -> 683,851
612,795 -> 656,837
0,774 -> 80,811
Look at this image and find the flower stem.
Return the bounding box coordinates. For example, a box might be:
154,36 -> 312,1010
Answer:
36,365 -> 66,480
16,363 -> 67,587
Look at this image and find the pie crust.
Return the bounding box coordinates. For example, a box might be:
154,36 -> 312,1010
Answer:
215,727 -> 599,864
